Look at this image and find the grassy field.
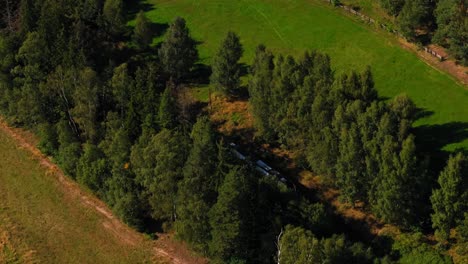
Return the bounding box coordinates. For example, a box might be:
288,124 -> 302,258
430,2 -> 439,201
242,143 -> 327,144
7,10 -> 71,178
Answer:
0,130 -> 153,263
137,0 -> 468,151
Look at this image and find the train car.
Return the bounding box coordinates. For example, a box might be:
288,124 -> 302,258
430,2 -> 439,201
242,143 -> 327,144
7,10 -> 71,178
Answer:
231,149 -> 246,161
256,160 -> 272,171
255,166 -> 270,176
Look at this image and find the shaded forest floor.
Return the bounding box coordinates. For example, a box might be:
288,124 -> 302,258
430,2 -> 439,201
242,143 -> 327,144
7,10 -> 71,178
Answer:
0,119 -> 206,264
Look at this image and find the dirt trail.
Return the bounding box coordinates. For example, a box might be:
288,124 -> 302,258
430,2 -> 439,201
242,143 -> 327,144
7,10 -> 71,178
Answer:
0,119 -> 206,264
398,39 -> 468,86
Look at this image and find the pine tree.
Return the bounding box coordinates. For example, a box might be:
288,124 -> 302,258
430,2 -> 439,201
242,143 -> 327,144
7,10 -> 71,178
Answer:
158,17 -> 198,82
248,44 -> 275,139
335,123 -> 366,204
110,63 -> 132,119
56,119 -> 81,177
379,0 -> 406,16
433,0 -> 468,65
176,116 -> 218,252
398,0 -> 433,41
210,31 -> 244,95
103,0 -> 124,35
431,153 -> 468,241
71,67 -> 100,142
131,129 -> 187,224
158,84 -> 177,129
37,122 -> 58,156
76,143 -> 108,194
101,126 -> 144,229
372,135 -> 424,227
19,0 -> 35,34
133,10 -> 152,50
209,166 -> 256,262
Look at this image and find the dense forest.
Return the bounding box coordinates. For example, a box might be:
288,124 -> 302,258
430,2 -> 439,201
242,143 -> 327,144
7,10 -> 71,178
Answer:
0,0 -> 466,263
377,0 -> 467,64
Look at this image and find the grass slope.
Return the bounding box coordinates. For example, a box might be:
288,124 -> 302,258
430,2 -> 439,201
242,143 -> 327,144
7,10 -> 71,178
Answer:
140,0 -> 468,150
0,130 -> 152,263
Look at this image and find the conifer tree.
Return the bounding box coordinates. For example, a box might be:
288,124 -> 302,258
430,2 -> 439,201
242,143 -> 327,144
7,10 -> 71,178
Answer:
210,31 -> 244,95
379,0 -> 405,16
56,119 -> 81,177
398,0 -> 433,41
176,116 -> 218,252
76,143 -> 108,194
110,63 -> 132,119
158,84 -> 177,129
158,17 -> 198,82
71,67 -> 99,142
19,0 -> 35,34
103,0 -> 124,35
133,10 -> 152,50
431,153 -> 468,241
248,44 -> 275,139
335,123 -> 366,204
209,166 -> 256,262
131,129 -> 187,224
372,135 -> 424,227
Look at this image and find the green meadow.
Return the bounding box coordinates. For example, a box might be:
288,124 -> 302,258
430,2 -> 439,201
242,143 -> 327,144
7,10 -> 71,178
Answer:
136,0 -> 468,151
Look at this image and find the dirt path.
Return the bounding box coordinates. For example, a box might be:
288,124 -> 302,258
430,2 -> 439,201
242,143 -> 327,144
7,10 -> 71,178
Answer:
398,39 -> 468,86
0,119 -> 206,264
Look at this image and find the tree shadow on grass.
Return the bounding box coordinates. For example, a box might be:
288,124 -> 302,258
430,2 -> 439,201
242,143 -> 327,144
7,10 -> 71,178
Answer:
125,0 -> 155,20
189,63 -> 212,85
414,121 -> 468,171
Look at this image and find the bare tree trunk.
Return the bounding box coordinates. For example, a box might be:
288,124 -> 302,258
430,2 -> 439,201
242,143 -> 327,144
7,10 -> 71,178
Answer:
275,228 -> 284,264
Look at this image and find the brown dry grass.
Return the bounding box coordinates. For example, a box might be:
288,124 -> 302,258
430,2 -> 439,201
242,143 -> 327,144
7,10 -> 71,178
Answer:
209,94 -> 254,137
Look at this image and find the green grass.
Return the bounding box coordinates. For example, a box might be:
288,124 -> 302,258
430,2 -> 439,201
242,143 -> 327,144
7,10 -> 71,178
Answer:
139,0 -> 468,150
192,86 -> 211,102
0,130 -> 153,263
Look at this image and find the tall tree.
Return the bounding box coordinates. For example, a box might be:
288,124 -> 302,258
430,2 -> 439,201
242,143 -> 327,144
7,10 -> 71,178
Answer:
76,143 -> 108,194
210,31 -> 244,95
248,44 -> 275,139
209,166 -> 256,262
379,0 -> 406,16
131,129 -> 187,224
431,153 -> 468,241
335,123 -> 367,204
398,0 -> 433,41
110,63 -> 132,119
101,125 -> 144,229
176,116 -> 219,252
433,0 -> 468,65
372,135 -> 424,227
133,10 -> 152,50
158,17 -> 198,82
158,84 -> 177,129
71,67 -> 100,142
19,0 -> 36,34
103,0 -> 124,35
56,119 -> 81,177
